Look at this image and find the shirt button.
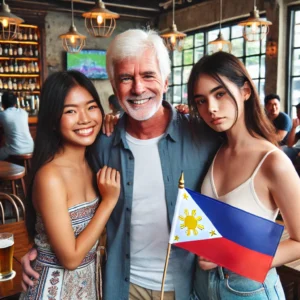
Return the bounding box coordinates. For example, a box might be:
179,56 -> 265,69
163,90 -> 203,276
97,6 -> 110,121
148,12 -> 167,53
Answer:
126,207 -> 131,212
125,277 -> 129,282
127,181 -> 132,186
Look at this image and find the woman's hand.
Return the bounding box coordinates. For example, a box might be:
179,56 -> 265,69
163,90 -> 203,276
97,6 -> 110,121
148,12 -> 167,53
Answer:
97,166 -> 120,208
21,248 -> 39,291
198,256 -> 218,270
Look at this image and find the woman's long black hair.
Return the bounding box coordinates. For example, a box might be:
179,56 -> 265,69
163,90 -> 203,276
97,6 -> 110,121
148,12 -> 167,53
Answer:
26,70 -> 104,240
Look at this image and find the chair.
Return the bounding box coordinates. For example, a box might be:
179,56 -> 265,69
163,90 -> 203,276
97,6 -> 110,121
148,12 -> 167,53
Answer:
0,161 -> 27,197
9,153 -> 33,176
0,192 -> 25,224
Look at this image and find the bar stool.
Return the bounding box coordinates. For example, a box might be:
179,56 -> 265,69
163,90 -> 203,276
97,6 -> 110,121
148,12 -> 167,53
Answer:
0,161 -> 27,197
9,153 -> 33,175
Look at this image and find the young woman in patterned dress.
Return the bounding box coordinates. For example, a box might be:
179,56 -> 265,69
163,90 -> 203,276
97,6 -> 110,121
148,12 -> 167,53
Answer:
21,70 -> 120,299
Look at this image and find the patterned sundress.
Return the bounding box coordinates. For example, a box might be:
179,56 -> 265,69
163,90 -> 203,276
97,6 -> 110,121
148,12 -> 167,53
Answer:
21,198 -> 100,300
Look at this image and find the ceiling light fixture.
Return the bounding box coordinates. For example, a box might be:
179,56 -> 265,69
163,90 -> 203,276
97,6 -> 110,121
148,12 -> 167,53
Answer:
160,0 -> 186,51
82,0 -> 120,38
0,0 -> 24,40
208,0 -> 231,53
59,0 -> 86,53
238,0 -> 272,42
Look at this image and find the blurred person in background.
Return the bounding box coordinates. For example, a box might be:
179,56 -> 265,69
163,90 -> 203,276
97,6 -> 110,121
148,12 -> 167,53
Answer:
0,92 -> 34,160
264,93 -> 292,145
108,94 -> 124,117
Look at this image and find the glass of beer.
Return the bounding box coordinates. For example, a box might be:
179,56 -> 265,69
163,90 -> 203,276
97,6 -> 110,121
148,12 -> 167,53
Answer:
0,232 -> 14,280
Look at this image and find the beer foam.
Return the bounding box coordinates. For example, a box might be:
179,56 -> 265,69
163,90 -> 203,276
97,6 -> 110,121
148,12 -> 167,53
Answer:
0,239 -> 14,248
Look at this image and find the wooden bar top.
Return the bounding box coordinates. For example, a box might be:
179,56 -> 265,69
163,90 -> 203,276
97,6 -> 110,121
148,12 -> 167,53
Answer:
28,116 -> 38,124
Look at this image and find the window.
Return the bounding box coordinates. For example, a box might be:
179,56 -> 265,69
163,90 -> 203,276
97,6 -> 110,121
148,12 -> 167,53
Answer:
288,7 -> 300,117
168,20 -> 267,105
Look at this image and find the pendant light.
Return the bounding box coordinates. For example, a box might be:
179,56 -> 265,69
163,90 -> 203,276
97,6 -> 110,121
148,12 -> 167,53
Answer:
0,0 -> 24,40
208,0 -> 231,53
82,0 -> 120,38
238,0 -> 272,42
59,0 -> 86,53
160,0 -> 186,52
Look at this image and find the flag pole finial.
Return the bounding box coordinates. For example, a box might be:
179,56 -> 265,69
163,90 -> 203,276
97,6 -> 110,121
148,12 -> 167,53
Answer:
178,172 -> 184,189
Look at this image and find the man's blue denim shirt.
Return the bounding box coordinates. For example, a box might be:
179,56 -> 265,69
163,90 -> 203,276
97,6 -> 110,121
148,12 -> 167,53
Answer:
90,101 -> 220,300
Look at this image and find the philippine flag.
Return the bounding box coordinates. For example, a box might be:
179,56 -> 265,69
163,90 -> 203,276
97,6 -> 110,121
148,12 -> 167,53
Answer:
169,188 -> 284,283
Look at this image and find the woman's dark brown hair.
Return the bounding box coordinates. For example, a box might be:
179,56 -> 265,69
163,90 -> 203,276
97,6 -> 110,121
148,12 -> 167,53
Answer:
187,51 -> 277,145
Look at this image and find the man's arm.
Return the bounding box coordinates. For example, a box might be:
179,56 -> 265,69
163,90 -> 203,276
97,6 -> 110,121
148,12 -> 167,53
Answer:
287,118 -> 300,147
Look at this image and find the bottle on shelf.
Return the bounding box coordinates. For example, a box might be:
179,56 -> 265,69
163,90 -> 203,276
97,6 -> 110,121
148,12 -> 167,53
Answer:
34,46 -> 38,57
29,45 -> 33,57
4,61 -> 9,73
23,79 -> 28,90
0,78 -> 3,89
16,95 -> 20,108
35,78 -> 40,90
23,62 -> 27,73
9,60 -> 14,73
0,63 -> 3,73
34,61 -> 39,73
13,78 -> 17,91
17,80 -> 22,90
19,63 -> 23,74
23,29 -> 28,41
29,28 -> 33,41
8,44 -> 13,56
3,79 -> 8,89
33,28 -> 38,41
35,95 -> 39,110
13,46 -> 17,56
18,30 -> 23,41
8,77 -> 12,90
0,44 -> 3,56
14,60 -> 18,73
4,45 -> 8,56
17,44 -> 23,56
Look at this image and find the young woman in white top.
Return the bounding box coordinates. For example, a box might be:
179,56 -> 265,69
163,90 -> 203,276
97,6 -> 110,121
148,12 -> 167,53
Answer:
188,52 -> 300,300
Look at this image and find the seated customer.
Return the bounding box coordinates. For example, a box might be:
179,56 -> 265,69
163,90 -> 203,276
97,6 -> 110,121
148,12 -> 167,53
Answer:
284,103 -> 300,163
265,93 -> 292,145
0,92 -> 34,160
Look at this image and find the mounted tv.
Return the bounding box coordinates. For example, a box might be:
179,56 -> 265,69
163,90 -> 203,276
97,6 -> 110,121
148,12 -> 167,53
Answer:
66,49 -> 108,80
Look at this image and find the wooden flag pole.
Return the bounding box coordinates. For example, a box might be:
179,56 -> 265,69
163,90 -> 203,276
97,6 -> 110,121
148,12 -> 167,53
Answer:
160,172 -> 185,300
160,243 -> 172,300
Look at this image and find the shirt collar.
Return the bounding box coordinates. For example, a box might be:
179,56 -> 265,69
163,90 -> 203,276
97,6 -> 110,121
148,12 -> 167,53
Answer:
112,100 -> 181,147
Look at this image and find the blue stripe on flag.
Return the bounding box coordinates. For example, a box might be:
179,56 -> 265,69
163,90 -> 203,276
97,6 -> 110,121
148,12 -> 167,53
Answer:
186,188 -> 283,257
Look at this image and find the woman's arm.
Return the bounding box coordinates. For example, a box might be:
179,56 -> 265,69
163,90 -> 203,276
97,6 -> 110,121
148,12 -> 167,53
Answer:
266,152 -> 300,267
34,165 -> 120,270
287,118 -> 300,147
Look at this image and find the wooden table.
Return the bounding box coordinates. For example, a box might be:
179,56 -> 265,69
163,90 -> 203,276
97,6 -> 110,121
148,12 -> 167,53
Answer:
0,221 -> 31,299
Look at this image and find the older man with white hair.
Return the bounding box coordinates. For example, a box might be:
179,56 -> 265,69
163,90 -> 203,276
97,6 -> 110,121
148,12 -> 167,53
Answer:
21,29 -> 219,300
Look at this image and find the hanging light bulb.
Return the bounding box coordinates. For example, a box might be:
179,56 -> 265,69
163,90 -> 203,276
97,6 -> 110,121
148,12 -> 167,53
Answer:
59,0 -> 86,53
160,0 -> 186,51
82,0 -> 119,38
208,0 -> 231,54
0,0 -> 24,40
238,0 -> 272,42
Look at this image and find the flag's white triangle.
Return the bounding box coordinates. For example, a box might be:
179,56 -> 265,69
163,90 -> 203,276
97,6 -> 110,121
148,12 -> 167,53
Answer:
170,188 -> 222,244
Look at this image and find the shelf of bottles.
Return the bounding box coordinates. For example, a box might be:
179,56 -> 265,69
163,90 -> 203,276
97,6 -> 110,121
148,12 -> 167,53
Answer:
0,24 -> 41,115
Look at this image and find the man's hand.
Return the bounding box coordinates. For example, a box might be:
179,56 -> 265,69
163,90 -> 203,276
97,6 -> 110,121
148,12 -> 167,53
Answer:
292,118 -> 300,129
175,104 -> 189,114
102,114 -> 119,137
21,248 -> 39,291
197,256 -> 218,270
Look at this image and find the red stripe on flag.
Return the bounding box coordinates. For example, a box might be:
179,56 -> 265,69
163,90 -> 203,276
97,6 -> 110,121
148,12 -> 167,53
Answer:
175,237 -> 273,282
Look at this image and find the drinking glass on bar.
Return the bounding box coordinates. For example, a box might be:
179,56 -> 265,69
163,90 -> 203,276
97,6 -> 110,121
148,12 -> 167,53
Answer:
0,232 -> 14,280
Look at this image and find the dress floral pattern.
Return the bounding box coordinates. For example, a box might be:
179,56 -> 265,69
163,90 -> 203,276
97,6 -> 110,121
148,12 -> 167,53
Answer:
21,198 -> 99,300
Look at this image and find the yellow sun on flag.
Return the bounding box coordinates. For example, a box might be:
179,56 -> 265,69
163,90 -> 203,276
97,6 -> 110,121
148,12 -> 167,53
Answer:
179,209 -> 204,236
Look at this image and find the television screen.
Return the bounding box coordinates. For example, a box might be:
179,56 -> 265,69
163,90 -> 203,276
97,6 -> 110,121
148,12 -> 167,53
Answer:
66,49 -> 108,80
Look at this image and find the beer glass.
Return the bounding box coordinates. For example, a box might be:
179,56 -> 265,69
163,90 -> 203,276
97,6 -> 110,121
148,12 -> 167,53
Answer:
0,232 -> 14,280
